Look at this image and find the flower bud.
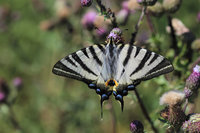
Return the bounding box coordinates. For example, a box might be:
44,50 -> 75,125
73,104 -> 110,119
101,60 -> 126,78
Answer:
182,113 -> 200,132
0,79 -> 9,104
163,0 -> 182,13
130,120 -> 144,133
147,2 -> 164,17
81,10 -> 97,30
192,39 -> 200,51
81,0 -> 92,7
185,65 -> 200,91
137,0 -> 157,6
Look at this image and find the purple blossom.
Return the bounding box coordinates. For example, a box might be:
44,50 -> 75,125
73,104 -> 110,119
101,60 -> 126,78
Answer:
182,113 -> 200,132
81,11 -> 97,30
0,79 -> 9,103
130,120 -> 144,133
185,65 -> 200,91
107,28 -> 123,43
96,27 -> 107,37
122,1 -> 129,11
81,0 -> 93,7
197,12 -> 200,22
13,77 -> 23,89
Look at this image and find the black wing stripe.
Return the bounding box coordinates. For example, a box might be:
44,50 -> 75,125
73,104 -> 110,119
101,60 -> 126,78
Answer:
130,50 -> 152,76
123,45 -> 133,66
144,59 -> 173,80
134,46 -> 141,58
53,61 -> 93,84
65,57 -> 77,67
118,44 -> 125,54
53,61 -> 82,77
81,48 -> 89,58
71,53 -> 98,76
97,44 -> 105,53
89,46 -> 102,66
148,53 -> 159,66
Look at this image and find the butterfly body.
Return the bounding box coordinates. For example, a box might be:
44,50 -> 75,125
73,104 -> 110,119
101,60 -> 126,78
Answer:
52,37 -> 173,113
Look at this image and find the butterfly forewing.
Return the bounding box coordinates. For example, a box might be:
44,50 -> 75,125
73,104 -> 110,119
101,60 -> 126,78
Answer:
52,44 -> 106,84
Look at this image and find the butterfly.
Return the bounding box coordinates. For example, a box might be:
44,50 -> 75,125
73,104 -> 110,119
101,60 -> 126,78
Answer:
52,35 -> 173,116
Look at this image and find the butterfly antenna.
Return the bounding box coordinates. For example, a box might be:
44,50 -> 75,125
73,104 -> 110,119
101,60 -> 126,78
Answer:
100,97 -> 104,119
120,98 -> 124,112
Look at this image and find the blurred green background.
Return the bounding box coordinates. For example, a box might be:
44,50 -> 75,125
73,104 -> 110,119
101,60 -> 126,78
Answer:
0,0 -> 200,133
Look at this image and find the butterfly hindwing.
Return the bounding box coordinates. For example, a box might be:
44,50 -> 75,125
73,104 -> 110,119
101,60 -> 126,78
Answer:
52,44 -> 106,84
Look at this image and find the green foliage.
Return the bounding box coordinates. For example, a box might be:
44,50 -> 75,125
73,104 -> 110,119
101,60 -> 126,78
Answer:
0,0 -> 200,133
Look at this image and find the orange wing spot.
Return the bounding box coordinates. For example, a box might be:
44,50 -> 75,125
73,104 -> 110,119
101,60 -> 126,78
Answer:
105,79 -> 119,87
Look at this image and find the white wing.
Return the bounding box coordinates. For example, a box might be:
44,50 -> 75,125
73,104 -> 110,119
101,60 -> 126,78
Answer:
52,44 -> 105,84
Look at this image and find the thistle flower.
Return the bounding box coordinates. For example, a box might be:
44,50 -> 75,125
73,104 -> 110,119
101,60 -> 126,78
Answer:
13,77 -> 23,89
107,28 -> 123,43
197,12 -> 200,22
184,87 -> 193,99
55,0 -> 71,20
130,120 -> 144,133
162,0 -> 182,13
127,0 -> 141,11
182,113 -> 200,132
116,9 -> 130,25
147,2 -> 164,17
81,0 -> 92,7
166,18 -> 189,36
95,27 -> 107,38
185,65 -> 200,91
0,79 -> 9,104
160,90 -> 185,106
137,0 -> 157,6
81,10 -> 97,30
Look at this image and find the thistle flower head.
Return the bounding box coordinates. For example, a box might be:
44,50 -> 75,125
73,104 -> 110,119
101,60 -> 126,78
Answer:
182,113 -> 200,132
197,12 -> 200,22
166,18 -> 189,36
0,79 -> 9,103
130,120 -> 144,133
116,9 -> 130,25
81,10 -> 97,30
160,90 -> 185,106
81,0 -> 93,7
185,65 -> 200,91
13,77 -> 23,89
107,28 -> 123,43
163,0 -> 182,13
147,2 -> 164,17
137,0 -> 157,6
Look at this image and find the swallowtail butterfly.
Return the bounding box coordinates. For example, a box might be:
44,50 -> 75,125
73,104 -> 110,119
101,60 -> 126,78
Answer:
52,29 -> 173,116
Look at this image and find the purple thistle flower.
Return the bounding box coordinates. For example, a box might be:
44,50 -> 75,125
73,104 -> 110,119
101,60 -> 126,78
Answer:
13,77 -> 23,89
107,28 -> 122,42
81,0 -> 93,7
130,120 -> 144,133
0,78 -> 9,103
122,1 -> 129,11
185,65 -> 200,91
116,9 -> 130,25
96,27 -> 107,38
182,113 -> 200,132
81,11 -> 97,30
197,12 -> 200,22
